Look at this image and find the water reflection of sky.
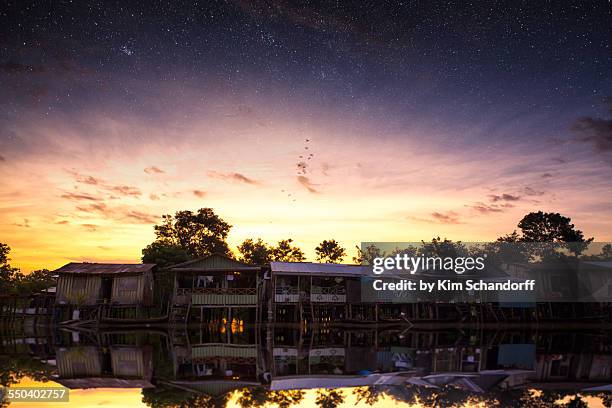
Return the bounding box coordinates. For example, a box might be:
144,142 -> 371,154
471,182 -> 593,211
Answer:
3,327 -> 612,407
8,376 -> 610,407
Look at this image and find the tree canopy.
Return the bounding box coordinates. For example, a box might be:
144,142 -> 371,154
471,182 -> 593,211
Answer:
142,208 -> 232,266
315,239 -> 346,263
237,238 -> 305,266
498,211 -> 593,257
0,243 -> 55,295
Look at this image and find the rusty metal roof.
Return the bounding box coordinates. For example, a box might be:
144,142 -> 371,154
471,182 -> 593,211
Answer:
55,378 -> 154,389
270,262 -> 367,276
54,262 -> 155,275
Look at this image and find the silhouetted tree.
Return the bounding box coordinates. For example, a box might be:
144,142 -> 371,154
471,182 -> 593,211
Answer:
142,208 -> 232,266
236,387 -> 269,407
315,389 -> 345,408
0,243 -> 55,295
505,211 -> 593,256
315,240 -> 346,263
11,268 -> 55,295
238,238 -> 306,266
353,386 -> 383,405
0,243 -> 18,293
142,387 -> 228,408
418,237 -> 469,263
238,238 -> 272,266
565,395 -> 588,408
142,241 -> 190,267
268,390 -> 305,408
352,244 -> 384,264
271,239 -> 305,262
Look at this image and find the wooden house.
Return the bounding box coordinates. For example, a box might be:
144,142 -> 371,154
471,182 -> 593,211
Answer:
169,254 -> 263,322
54,263 -> 155,306
55,345 -> 154,389
270,262 -> 367,322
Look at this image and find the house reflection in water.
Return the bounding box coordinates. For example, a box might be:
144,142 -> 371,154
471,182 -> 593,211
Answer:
54,344 -> 154,389
14,326 -> 606,406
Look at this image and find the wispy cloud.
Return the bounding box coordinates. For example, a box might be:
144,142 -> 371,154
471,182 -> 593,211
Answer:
81,223 -> 98,232
107,185 -> 142,197
61,192 -> 103,201
123,210 -> 157,224
193,190 -> 206,198
144,166 -> 165,174
430,211 -> 462,224
571,97 -> 612,157
408,211 -> 462,225
488,193 -> 521,202
13,218 -> 31,228
467,202 -> 511,214
208,170 -> 261,185
297,176 -> 319,193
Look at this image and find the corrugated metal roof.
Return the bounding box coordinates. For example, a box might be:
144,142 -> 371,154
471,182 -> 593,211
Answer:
55,378 -> 154,389
171,253 -> 260,271
54,263 -> 155,275
270,262 -> 367,276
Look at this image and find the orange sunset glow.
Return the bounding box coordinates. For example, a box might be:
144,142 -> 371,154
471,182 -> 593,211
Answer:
2,102 -> 612,271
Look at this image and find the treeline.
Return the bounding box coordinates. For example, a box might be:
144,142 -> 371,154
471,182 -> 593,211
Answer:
0,243 -> 54,295
0,208 -> 608,294
141,208 -> 604,268
140,208 -> 349,267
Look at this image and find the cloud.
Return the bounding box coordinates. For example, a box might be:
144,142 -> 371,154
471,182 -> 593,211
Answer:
321,163 -> 331,176
107,185 -> 142,197
144,166 -> 165,174
78,175 -> 100,185
81,223 -> 98,232
61,192 -> 103,201
76,203 -> 109,215
123,210 -> 158,224
571,98 -> 612,155
523,186 -> 545,196
208,171 -> 261,185
149,193 -> 160,200
75,202 -> 158,224
13,218 -> 31,228
56,220 -> 69,225
488,193 -> 521,202
430,211 -> 461,224
297,176 -> 319,193
193,190 -> 206,198
0,155 -> 5,162
541,173 -> 553,178
467,202 -> 509,214
572,117 -> 612,153
408,211 -> 462,224
66,170 -> 102,186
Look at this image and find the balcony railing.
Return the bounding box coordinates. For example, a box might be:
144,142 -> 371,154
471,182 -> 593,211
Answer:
176,288 -> 257,306
311,286 -> 346,295
275,286 -> 300,303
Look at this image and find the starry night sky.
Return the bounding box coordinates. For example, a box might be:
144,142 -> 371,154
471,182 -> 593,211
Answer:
1,1 -> 611,270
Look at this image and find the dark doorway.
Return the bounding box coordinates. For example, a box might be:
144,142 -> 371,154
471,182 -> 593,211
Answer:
101,277 -> 113,302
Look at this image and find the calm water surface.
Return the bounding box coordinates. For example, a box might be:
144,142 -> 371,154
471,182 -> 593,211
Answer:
2,324 -> 612,407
